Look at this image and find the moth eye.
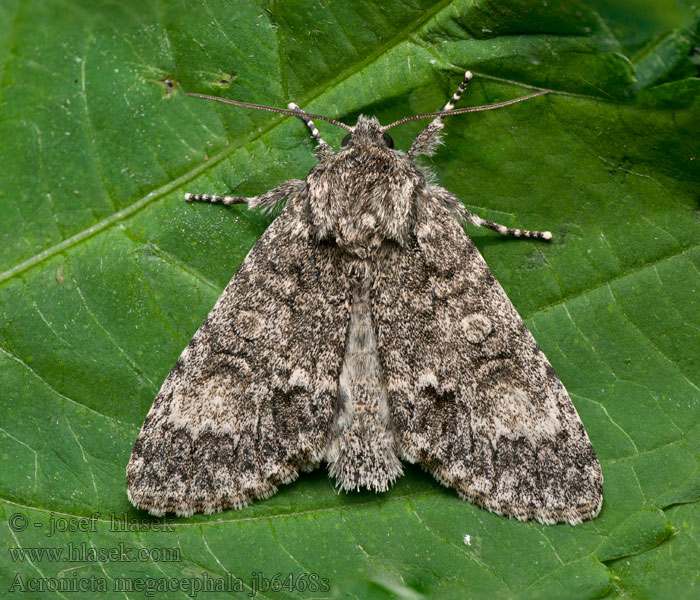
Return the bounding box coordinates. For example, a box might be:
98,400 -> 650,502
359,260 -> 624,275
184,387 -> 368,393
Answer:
341,134 -> 352,147
382,133 -> 394,149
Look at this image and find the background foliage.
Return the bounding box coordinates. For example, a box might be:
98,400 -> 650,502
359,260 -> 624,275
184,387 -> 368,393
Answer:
1,0 -> 698,598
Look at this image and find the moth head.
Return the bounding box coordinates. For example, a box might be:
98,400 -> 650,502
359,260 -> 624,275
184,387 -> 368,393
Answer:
341,116 -> 394,150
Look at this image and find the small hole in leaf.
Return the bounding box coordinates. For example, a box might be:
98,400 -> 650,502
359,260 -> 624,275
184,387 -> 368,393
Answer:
213,72 -> 237,89
55,265 -> 64,285
160,77 -> 177,97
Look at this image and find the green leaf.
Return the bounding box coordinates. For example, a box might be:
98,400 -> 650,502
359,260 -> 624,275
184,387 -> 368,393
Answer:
606,502 -> 700,599
1,1 -> 698,598
595,510 -> 673,562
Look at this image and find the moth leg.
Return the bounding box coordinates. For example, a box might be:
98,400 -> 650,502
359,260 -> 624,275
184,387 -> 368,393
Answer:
430,185 -> 553,240
183,193 -> 245,205
465,211 -> 553,240
288,102 -> 333,158
184,179 -> 304,211
409,70 -> 473,157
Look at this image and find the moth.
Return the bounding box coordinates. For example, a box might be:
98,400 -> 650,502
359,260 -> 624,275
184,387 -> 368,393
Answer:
127,71 -> 603,525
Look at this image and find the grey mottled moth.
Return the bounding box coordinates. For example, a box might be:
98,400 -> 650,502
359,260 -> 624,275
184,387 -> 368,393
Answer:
127,71 -> 603,525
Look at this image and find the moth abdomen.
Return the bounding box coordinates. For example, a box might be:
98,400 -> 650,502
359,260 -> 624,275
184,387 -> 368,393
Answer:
326,269 -> 402,492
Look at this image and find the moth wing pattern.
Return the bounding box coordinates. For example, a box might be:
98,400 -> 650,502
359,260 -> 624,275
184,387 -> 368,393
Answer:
127,193 -> 350,516
373,188 -> 603,525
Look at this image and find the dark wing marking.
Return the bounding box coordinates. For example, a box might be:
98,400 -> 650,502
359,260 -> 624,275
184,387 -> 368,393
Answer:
372,189 -> 603,524
127,195 -> 350,516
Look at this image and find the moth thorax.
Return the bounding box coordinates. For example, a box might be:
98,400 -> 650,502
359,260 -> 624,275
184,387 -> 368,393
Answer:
307,149 -> 423,256
344,258 -> 371,285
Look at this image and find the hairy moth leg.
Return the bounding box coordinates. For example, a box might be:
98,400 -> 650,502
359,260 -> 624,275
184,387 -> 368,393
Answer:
185,179 -> 305,212
287,102 -> 332,154
430,187 -> 553,241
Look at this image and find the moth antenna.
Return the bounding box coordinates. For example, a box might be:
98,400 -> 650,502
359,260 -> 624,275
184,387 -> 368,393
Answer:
383,89 -> 549,131
287,102 -> 333,155
186,92 -> 352,131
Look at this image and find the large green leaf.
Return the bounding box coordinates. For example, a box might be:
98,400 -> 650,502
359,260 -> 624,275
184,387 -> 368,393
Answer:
1,0 -> 698,598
